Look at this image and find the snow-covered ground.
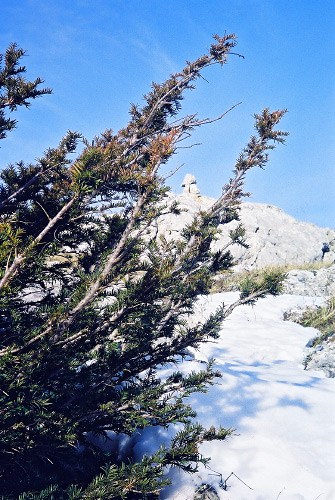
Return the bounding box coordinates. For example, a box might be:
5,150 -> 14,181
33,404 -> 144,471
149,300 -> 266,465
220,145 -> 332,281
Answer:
135,293 -> 335,500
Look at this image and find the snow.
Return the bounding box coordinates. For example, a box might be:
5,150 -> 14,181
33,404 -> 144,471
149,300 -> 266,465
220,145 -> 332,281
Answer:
134,293 -> 335,500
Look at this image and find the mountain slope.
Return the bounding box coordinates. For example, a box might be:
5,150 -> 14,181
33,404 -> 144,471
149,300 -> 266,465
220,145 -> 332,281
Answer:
158,180 -> 335,270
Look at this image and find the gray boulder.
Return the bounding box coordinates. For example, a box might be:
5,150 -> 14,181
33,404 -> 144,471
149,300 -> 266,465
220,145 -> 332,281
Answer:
305,338 -> 335,378
284,266 -> 335,297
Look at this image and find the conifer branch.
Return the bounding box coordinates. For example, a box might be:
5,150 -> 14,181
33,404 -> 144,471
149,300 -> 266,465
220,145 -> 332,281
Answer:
0,36 -> 289,496
0,194 -> 78,290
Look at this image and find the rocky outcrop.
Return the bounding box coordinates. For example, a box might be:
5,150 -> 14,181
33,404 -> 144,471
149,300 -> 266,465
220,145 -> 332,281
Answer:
305,337 -> 335,378
222,203 -> 335,269
158,175 -> 335,270
181,173 -> 201,198
284,266 -> 335,297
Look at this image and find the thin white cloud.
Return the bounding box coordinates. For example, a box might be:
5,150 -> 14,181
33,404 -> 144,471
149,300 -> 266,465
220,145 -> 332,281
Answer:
130,33 -> 177,77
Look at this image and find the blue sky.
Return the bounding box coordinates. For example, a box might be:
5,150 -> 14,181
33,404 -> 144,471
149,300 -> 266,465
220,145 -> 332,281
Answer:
1,0 -> 334,227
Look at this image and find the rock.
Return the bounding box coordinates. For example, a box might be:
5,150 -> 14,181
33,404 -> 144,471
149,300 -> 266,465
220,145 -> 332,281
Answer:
224,203 -> 335,270
304,335 -> 335,378
157,176 -> 335,270
284,266 -> 335,296
284,301 -> 335,378
181,173 -> 201,197
193,483 -> 220,500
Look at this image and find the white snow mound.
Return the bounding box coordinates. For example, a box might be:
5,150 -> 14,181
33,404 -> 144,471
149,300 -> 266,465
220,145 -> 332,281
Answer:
134,293 -> 335,500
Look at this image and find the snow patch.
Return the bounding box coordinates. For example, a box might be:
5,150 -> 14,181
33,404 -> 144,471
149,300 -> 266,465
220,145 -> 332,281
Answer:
134,293 -> 335,499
